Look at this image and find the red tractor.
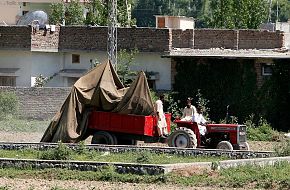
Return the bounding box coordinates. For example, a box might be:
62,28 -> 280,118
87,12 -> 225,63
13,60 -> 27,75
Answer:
87,111 -> 249,150
168,120 -> 250,150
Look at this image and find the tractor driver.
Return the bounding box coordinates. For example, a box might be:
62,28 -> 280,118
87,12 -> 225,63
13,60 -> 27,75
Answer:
192,106 -> 207,136
155,94 -> 169,138
180,97 -> 197,121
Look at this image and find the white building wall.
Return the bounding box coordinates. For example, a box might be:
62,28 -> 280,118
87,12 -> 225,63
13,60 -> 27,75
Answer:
0,50 -> 172,90
131,53 -> 171,90
0,50 -> 32,86
180,19 -> 195,30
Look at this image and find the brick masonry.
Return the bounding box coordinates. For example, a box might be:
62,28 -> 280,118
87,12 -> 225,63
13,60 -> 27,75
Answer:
31,26 -> 60,52
194,29 -> 238,49
32,26 -> 171,52
238,30 -> 284,49
0,87 -> 71,120
0,25 -> 285,52
0,26 -> 31,50
171,29 -> 194,48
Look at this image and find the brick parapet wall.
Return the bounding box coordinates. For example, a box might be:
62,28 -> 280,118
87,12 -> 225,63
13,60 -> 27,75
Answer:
171,29 -> 194,49
194,29 -> 238,49
58,26 -> 171,52
0,26 -> 285,52
0,87 -> 71,120
31,26 -> 60,51
0,26 -> 31,50
238,30 -> 284,49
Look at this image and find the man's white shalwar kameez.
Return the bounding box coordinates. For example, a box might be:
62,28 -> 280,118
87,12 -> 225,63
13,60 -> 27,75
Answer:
155,99 -> 168,136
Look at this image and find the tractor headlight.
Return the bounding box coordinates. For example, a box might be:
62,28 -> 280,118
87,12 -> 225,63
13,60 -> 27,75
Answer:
239,131 -> 246,136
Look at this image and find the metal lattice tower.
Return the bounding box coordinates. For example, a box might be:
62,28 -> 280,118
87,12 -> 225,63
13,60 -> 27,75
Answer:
107,0 -> 117,69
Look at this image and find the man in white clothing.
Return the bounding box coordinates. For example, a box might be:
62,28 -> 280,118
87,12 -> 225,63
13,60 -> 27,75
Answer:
155,94 -> 168,138
181,98 -> 197,121
192,106 -> 207,136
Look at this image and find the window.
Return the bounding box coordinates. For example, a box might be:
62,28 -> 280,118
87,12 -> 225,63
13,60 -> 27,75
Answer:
72,54 -> 80,64
22,11 -> 29,16
262,64 -> 273,76
23,2 -> 27,6
0,77 -> 16,86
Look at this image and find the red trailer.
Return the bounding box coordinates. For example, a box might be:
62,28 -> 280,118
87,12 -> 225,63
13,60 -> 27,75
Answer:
88,111 -> 171,145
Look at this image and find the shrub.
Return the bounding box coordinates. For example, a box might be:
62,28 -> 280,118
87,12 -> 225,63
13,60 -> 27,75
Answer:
39,142 -> 72,160
0,91 -> 19,119
245,116 -> 281,141
136,151 -> 153,164
275,139 -> 290,156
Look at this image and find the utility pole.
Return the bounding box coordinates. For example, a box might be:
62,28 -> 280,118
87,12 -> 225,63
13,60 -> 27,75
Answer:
276,0 -> 279,22
268,0 -> 272,22
107,0 -> 117,70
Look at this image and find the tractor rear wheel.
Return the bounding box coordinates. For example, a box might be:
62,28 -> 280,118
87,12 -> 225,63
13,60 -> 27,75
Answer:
91,131 -> 118,145
216,141 -> 233,150
167,127 -> 197,148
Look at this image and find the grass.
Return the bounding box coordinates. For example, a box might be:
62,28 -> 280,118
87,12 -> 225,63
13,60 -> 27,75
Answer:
0,148 -> 225,164
0,116 -> 49,133
0,162 -> 289,189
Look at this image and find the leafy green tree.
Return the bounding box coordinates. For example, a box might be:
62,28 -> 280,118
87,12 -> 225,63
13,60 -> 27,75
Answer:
206,0 -> 268,29
116,48 -> 139,86
49,3 -> 65,25
84,0 -> 108,26
66,0 -> 84,25
271,0 -> 290,22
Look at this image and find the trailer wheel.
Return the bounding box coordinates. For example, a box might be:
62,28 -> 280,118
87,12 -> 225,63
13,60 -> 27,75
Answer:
91,131 -> 118,145
117,138 -> 137,145
216,141 -> 233,150
239,142 -> 250,150
167,127 -> 197,148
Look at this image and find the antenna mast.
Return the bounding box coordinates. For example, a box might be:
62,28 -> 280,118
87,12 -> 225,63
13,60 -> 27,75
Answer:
107,0 -> 117,69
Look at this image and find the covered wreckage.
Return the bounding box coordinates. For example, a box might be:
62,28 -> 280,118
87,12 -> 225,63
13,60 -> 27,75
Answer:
41,61 -> 154,143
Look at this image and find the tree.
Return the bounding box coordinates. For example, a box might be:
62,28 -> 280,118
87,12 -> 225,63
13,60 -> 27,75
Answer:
116,48 -> 139,86
49,0 -> 84,25
206,0 -> 268,29
49,2 -> 65,25
84,0 -> 136,26
65,0 -> 84,25
271,0 -> 290,22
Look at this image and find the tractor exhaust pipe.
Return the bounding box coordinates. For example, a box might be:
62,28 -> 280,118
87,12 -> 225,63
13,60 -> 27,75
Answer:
226,105 -> 230,124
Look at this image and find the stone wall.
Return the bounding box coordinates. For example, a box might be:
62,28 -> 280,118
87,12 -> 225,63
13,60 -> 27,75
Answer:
58,26 -> 171,52
171,29 -> 194,48
238,30 -> 284,49
194,29 -> 238,49
0,26 -> 31,50
0,87 -> 71,120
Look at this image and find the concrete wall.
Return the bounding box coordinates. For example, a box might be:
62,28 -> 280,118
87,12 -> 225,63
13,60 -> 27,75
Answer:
0,50 -> 32,86
131,53 -> 171,90
0,86 -> 70,119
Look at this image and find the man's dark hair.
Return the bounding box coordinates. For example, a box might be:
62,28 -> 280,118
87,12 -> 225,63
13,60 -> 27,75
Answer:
159,94 -> 165,99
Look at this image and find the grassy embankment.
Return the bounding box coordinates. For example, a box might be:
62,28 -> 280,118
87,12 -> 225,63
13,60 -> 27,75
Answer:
0,162 -> 289,189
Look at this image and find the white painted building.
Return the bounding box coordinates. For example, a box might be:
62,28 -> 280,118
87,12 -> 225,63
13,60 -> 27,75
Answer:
155,15 -> 195,30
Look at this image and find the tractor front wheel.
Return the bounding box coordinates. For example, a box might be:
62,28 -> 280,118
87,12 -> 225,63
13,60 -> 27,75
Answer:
216,141 -> 233,150
91,131 -> 118,145
167,127 -> 197,148
239,142 -> 250,150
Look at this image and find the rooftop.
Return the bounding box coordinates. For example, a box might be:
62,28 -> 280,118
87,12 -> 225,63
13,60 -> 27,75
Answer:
164,48 -> 290,59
